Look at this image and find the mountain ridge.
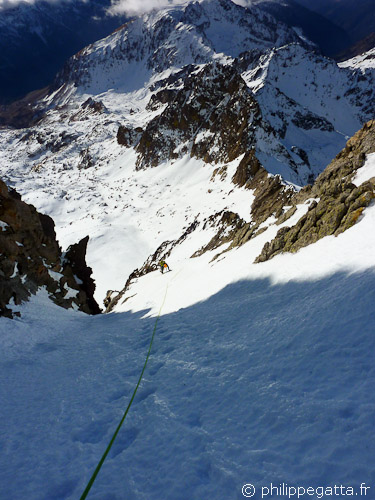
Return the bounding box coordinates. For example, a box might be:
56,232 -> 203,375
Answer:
0,0 -> 374,305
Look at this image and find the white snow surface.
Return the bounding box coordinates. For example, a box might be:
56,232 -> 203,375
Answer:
0,0 -> 374,307
339,48 -> 375,71
352,152 -> 375,187
1,203 -> 375,499
0,4 -> 375,498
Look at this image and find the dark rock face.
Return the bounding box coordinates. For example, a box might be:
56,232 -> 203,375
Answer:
0,180 -> 101,318
131,63 -> 262,169
78,148 -> 93,170
63,237 -> 101,315
255,120 -> 375,262
192,211 -> 247,258
116,125 -> 143,148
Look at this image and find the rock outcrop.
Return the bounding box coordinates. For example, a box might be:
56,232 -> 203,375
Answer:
108,121 -> 375,311
255,120 -> 375,262
0,180 -> 101,318
134,63 -> 263,170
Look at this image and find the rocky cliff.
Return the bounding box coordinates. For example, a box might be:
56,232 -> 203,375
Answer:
0,180 -> 101,318
255,120 -> 375,262
106,120 -> 375,312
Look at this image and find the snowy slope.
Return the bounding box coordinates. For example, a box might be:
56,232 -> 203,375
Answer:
1,1 -> 375,497
53,0 -> 305,95
241,43 -> 375,179
339,47 -> 375,70
0,0 -> 374,307
1,203 -> 375,499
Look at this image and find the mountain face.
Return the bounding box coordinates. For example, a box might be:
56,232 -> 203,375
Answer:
107,119 -> 375,311
53,0 -> 307,92
0,0 -> 374,307
242,0 -> 352,57
0,0 -> 128,104
0,180 -> 101,318
339,47 -> 375,71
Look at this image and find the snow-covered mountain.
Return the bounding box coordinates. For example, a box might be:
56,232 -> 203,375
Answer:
1,2 -> 375,499
239,0 -> 352,57
0,0 -> 128,103
0,0 -> 374,304
339,46 -> 375,71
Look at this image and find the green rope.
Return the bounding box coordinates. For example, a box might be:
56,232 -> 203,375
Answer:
80,286 -> 169,500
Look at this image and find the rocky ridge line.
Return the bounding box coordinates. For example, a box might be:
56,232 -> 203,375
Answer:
255,120 -> 375,262
106,120 -> 375,311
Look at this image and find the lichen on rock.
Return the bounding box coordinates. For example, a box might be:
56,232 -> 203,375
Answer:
255,120 -> 375,263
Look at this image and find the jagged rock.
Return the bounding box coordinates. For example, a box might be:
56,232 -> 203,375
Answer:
192,211 -> 247,258
292,111 -> 334,132
117,125 -> 143,148
231,150 -> 262,188
0,180 -> 101,318
135,63 -> 262,169
249,170 -> 295,224
70,98 -> 107,122
255,120 -> 375,263
81,97 -> 105,113
78,148 -> 93,169
63,236 -> 101,315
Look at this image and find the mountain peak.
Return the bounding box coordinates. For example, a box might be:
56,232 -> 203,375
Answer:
54,0 -> 304,95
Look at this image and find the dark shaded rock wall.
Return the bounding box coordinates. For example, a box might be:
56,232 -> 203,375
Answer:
0,180 -> 101,318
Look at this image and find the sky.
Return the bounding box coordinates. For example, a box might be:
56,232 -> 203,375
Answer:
108,0 -> 248,15
0,0 -> 249,14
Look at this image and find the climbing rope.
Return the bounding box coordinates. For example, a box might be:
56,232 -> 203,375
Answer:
79,284 -> 169,500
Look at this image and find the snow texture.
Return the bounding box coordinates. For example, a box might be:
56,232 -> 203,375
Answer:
0,2 -> 375,498
1,203 -> 375,499
352,152 -> 375,187
339,48 -> 375,71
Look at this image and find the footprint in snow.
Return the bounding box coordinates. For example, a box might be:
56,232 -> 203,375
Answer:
110,427 -> 140,457
71,419 -> 109,444
162,345 -> 175,355
148,361 -> 165,376
136,385 -> 157,403
34,342 -> 59,353
107,387 -> 130,403
46,478 -> 79,500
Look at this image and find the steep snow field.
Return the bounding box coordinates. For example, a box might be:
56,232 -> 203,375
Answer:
0,1 -> 374,308
1,2 -> 375,497
1,201 -> 375,500
0,141 -> 255,302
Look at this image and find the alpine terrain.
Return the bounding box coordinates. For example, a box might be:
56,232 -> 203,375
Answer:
0,1 -> 375,499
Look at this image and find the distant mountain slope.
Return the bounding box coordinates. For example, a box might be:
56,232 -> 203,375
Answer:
336,32 -> 375,62
294,0 -> 375,45
339,47 -> 375,70
243,0 -> 352,57
108,120 -> 375,312
0,0 -> 127,104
